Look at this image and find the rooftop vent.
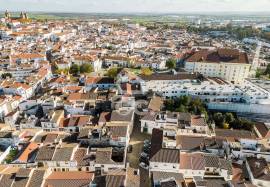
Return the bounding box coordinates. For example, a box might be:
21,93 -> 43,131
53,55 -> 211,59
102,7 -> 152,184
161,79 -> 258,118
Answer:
255,161 -> 261,168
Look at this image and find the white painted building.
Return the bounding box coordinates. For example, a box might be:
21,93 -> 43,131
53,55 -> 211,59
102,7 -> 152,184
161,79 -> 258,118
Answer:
149,149 -> 180,173
140,73 -> 270,114
72,55 -> 102,72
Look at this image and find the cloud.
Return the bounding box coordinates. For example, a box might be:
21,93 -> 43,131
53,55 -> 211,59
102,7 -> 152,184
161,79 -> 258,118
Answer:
1,0 -> 270,13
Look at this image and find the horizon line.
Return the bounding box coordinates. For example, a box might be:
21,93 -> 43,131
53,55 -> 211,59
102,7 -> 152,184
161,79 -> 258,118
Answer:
1,10 -> 270,15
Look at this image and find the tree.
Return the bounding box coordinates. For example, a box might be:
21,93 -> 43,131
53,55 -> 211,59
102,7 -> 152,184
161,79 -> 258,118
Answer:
213,113 -> 225,127
62,68 -> 69,75
231,118 -> 254,131
165,99 -> 175,112
166,58 -> 176,69
1,73 -> 12,79
176,104 -> 187,113
69,64 -> 79,75
200,108 -> 209,121
223,123 -> 230,129
264,64 -> 270,75
197,74 -> 204,81
256,69 -> 263,78
242,119 -> 255,131
190,98 -> 204,114
55,68 -> 69,75
5,148 -> 18,164
180,95 -> 191,106
225,113 -> 235,124
80,64 -> 93,74
141,67 -> 153,76
106,68 -> 119,78
106,45 -> 113,50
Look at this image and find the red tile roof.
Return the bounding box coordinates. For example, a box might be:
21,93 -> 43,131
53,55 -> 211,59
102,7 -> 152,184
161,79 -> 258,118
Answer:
17,142 -> 39,163
186,48 -> 249,64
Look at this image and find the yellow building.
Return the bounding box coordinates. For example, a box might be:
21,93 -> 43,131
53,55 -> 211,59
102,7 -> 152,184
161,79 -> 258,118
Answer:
185,48 -> 251,84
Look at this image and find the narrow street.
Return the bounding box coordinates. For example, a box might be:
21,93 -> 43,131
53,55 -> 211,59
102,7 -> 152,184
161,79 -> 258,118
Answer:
127,114 -> 151,169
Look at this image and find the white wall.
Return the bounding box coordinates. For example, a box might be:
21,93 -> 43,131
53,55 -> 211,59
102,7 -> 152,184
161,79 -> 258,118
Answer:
208,102 -> 270,114
149,162 -> 179,173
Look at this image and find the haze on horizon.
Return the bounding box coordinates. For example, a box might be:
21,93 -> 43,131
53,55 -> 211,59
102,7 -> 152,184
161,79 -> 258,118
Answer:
1,0 -> 270,13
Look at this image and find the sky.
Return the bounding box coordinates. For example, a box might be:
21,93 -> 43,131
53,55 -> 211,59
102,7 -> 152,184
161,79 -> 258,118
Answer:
1,0 -> 270,13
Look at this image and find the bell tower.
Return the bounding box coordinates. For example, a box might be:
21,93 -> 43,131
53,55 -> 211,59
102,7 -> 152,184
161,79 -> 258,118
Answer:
24,12 -> 28,19
20,11 -> 24,19
4,10 -> 10,19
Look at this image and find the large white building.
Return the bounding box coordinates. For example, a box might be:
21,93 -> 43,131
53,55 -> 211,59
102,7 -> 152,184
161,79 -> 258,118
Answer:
140,73 -> 270,114
184,48 -> 251,84
141,74 -> 269,104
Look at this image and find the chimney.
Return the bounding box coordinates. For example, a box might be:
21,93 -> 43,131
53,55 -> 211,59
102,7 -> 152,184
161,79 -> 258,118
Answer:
255,162 -> 260,168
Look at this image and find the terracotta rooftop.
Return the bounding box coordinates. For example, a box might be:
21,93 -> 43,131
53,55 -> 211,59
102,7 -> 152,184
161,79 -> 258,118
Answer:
59,115 -> 90,128
45,171 -> 94,187
47,171 -> 93,180
17,142 -> 39,163
140,72 -> 198,81
186,48 -> 249,64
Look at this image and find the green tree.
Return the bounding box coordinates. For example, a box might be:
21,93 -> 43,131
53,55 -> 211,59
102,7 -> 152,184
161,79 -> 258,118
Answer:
181,95 -> 191,106
106,68 -> 119,78
225,113 -> 235,124
80,64 -> 93,73
165,99 -> 175,112
166,58 -> 176,69
141,67 -> 153,76
5,148 -> 18,164
63,68 -> 69,75
55,68 -> 69,75
106,45 -> 113,50
69,64 -> 79,75
190,98 -> 204,114
213,113 -> 225,127
200,108 -> 209,121
256,69 -> 263,78
242,119 -> 255,131
1,73 -> 12,79
176,105 -> 187,113
264,64 -> 270,75
231,118 -> 254,131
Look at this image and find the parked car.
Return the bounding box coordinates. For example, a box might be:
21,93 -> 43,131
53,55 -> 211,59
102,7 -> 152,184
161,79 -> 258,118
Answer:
139,162 -> 149,169
140,152 -> 149,159
143,146 -> 150,154
139,156 -> 149,165
144,140 -> 150,145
